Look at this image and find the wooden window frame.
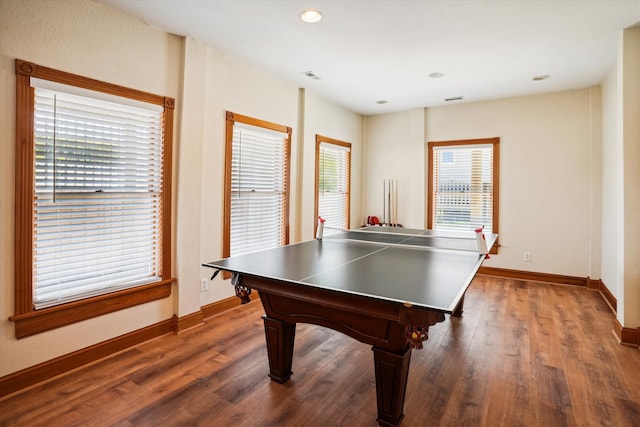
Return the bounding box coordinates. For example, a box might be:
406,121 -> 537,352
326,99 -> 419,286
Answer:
223,111 -> 292,260
314,135 -> 351,234
427,137 -> 500,254
11,59 -> 175,339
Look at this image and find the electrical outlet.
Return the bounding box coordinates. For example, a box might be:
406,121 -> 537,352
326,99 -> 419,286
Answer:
523,251 -> 531,262
200,278 -> 208,292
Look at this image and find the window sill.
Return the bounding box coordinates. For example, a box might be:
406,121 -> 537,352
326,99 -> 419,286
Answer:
490,242 -> 499,255
10,279 -> 174,339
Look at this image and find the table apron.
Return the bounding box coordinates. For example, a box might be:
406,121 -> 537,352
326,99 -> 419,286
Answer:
241,275 -> 446,353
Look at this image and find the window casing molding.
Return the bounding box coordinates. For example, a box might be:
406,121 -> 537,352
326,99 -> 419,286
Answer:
223,111 -> 292,260
12,59 -> 175,338
314,135 -> 351,234
427,137 -> 500,254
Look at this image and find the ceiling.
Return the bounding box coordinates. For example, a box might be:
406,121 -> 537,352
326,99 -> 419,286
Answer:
98,0 -> 640,116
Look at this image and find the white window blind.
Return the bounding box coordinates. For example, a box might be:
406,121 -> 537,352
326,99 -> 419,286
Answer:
432,144 -> 494,233
230,124 -> 288,256
32,85 -> 164,309
317,141 -> 350,235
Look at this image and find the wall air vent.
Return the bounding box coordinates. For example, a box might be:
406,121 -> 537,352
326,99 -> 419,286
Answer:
302,71 -> 322,80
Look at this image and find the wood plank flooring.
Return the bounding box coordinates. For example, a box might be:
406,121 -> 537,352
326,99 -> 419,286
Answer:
2,276 -> 640,426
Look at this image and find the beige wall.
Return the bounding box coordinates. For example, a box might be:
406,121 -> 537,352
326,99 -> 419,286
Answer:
427,89 -> 601,278
0,0 -> 364,377
601,40 -> 624,318
197,48 -> 366,306
0,0 -> 182,375
363,108 -> 426,228
621,26 -> 640,327
192,41 -> 303,308
300,90 -> 364,239
600,26 -> 640,328
364,89 -> 602,278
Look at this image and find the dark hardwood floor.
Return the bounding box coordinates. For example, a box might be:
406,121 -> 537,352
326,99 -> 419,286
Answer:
2,276 -> 640,426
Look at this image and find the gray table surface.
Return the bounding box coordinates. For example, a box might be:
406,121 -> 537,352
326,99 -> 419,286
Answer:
204,229 -> 497,313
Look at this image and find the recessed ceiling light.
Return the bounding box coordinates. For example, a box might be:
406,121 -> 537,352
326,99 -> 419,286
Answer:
429,72 -> 446,78
533,74 -> 550,81
300,9 -> 322,23
376,100 -> 388,104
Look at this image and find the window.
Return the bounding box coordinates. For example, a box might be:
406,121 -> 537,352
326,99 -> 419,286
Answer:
427,137 -> 499,249
441,151 -> 454,164
224,112 -> 291,258
315,136 -> 351,235
12,59 -> 174,338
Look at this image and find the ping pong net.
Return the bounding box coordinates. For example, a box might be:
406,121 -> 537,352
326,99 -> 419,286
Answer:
324,227 -> 495,254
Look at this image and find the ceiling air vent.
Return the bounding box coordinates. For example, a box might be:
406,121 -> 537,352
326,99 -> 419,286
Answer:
302,71 -> 321,80
444,96 -> 464,102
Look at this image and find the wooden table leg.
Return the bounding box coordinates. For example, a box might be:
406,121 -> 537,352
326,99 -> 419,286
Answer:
263,315 -> 296,383
452,293 -> 465,317
372,346 -> 412,427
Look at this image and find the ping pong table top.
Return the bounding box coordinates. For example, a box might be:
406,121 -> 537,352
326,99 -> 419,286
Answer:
204,227 -> 497,314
